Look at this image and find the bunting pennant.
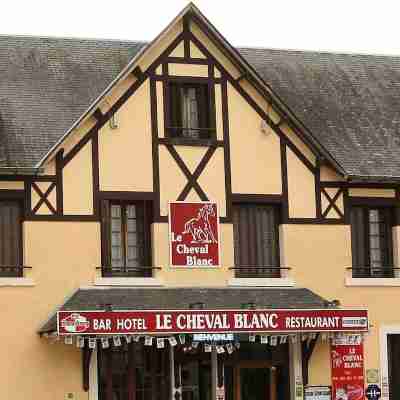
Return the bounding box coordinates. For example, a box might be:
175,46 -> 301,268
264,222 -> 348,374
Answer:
280,335 -> 288,344
248,334 -> 256,342
270,336 -> 278,346
216,345 -> 225,354
76,336 -> 85,348
157,338 -> 165,349
88,337 -> 97,349
145,336 -> 153,346
125,335 -> 132,344
113,336 -> 122,347
65,336 -> 73,345
101,338 -> 110,349
204,343 -> 212,353
260,335 -> 268,344
226,343 -> 234,354
168,336 -> 178,347
179,334 -> 186,345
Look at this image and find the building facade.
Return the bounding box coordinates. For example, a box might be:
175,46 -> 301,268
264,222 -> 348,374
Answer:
0,4 -> 400,400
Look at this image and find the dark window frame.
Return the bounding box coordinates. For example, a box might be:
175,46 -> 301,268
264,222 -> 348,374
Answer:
0,199 -> 24,278
350,205 -> 394,278
101,199 -> 153,277
165,80 -> 216,142
232,203 -> 281,278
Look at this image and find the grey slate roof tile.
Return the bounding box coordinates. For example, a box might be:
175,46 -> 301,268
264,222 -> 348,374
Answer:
239,48 -> 400,178
1,35 -> 400,178
39,287 -> 329,333
0,35 -> 145,167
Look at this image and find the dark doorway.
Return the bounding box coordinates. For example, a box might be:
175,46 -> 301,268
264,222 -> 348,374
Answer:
240,368 -> 271,400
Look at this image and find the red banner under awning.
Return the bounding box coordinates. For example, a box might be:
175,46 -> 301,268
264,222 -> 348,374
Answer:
57,309 -> 368,335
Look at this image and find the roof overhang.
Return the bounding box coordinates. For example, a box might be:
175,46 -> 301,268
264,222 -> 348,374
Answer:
39,287 -> 368,336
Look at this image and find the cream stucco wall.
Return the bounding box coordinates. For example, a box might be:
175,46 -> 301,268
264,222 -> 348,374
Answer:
99,79 -> 153,192
0,221 -> 100,399
228,82 -> 282,195
63,140 -> 93,215
287,147 -> 316,218
0,181 -> 24,190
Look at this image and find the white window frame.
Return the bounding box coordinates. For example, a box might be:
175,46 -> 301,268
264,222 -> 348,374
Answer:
379,325 -> 400,400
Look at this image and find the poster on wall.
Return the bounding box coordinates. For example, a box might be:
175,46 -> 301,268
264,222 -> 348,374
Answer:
169,201 -> 220,267
304,386 -> 331,400
330,335 -> 365,400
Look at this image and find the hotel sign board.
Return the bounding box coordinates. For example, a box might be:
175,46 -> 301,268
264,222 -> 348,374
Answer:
57,309 -> 368,335
169,201 -> 220,267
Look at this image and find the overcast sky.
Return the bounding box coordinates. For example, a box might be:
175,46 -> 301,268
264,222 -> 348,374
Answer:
2,0 -> 400,55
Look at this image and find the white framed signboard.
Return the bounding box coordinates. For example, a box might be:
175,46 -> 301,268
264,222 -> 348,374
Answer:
304,386 -> 331,400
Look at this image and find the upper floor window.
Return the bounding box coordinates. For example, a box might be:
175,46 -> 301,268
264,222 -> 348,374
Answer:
101,200 -> 152,277
350,206 -> 394,278
0,200 -> 23,277
168,82 -> 213,140
233,203 -> 280,278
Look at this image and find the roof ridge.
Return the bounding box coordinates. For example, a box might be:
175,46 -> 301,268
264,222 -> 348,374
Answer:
237,45 -> 400,59
2,33 -> 399,59
0,32 -> 148,45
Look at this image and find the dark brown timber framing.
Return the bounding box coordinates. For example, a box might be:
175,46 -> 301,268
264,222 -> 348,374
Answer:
3,16 -> 398,226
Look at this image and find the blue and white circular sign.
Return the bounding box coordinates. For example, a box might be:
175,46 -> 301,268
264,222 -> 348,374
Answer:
365,384 -> 381,400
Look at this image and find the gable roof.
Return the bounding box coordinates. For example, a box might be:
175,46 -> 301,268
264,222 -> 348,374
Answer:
0,9 -> 400,179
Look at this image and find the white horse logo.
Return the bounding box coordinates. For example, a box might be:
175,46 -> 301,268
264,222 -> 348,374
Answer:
183,204 -> 217,244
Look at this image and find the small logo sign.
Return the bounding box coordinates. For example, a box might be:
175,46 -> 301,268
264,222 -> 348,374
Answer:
365,385 -> 381,400
169,202 -> 220,267
60,313 -> 90,333
342,317 -> 368,328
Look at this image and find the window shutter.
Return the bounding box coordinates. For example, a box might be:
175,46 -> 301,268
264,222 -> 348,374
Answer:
0,201 -> 21,277
169,84 -> 181,137
198,84 -> 210,138
350,207 -> 367,277
101,199 -> 111,268
380,208 -> 394,275
233,204 -> 280,278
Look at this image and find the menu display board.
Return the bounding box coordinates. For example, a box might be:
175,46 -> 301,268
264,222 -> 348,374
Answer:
331,336 -> 365,400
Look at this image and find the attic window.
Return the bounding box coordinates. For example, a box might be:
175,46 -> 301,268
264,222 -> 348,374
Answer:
167,81 -> 214,140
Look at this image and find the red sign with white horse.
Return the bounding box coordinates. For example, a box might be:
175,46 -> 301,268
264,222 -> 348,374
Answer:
169,201 -> 220,267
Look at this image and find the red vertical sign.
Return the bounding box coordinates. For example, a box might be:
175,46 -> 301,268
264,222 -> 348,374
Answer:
331,336 -> 365,400
169,202 -> 220,267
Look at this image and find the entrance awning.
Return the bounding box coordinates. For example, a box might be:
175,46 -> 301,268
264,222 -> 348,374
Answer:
38,287 -> 366,335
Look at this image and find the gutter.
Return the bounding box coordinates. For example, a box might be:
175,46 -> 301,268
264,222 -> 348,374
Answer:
346,175 -> 400,184
0,167 -> 44,175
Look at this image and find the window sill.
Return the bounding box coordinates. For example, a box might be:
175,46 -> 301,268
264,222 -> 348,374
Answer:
0,277 -> 35,287
160,137 -> 218,147
228,277 -> 295,287
94,277 -> 163,287
345,277 -> 400,287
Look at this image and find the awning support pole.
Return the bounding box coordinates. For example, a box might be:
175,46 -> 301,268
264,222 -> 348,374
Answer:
302,333 -> 320,385
82,345 -> 93,392
211,347 -> 218,400
289,335 -> 304,400
170,345 -> 182,400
